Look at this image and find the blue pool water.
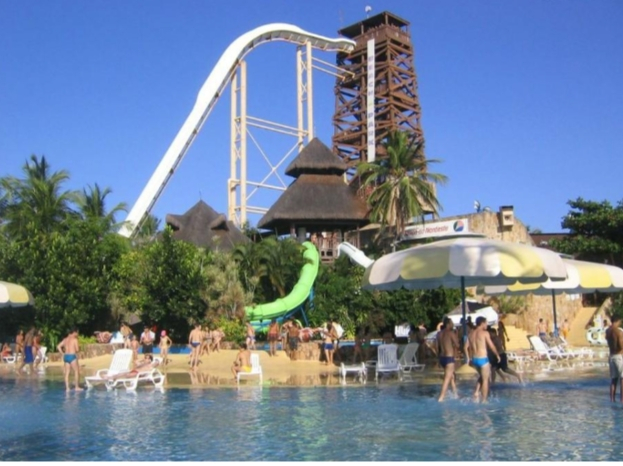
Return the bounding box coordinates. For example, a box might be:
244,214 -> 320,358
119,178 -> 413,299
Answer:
1,372 -> 622,461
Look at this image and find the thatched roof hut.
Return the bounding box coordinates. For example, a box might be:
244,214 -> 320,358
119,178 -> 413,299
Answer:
166,200 -> 248,251
257,138 -> 369,237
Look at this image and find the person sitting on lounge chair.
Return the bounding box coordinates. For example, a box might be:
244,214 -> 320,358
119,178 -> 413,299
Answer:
1,343 -> 12,361
231,343 -> 252,379
104,355 -> 160,381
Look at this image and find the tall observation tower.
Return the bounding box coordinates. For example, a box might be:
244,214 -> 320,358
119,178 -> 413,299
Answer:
332,11 -> 425,170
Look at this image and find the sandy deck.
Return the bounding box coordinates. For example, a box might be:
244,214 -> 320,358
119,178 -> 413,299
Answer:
0,345 -> 608,390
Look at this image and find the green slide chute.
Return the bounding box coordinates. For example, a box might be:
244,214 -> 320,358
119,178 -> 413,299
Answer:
245,241 -> 319,325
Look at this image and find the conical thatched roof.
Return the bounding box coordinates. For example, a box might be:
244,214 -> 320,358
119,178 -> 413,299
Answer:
284,138 -> 347,178
257,173 -> 369,234
166,200 -> 248,251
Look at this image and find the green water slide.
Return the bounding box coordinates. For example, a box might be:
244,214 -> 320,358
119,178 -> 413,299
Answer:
246,241 -> 320,326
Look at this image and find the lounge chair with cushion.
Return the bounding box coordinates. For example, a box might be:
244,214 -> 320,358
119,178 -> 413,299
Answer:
105,365 -> 166,391
398,342 -> 425,373
237,353 -> 262,384
85,349 -> 134,389
375,344 -> 402,382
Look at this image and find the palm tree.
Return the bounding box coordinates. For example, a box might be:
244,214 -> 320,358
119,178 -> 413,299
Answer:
0,155 -> 78,238
76,183 -> 127,230
356,131 -> 448,251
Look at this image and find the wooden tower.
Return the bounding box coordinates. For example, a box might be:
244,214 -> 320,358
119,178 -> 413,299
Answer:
332,11 -> 425,171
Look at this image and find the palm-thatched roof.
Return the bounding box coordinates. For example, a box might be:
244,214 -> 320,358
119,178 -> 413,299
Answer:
284,137 -> 348,178
257,173 -> 369,234
166,200 -> 248,251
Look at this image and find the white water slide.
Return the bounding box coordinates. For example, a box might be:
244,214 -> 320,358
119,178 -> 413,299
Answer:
119,24 -> 355,238
337,242 -> 375,268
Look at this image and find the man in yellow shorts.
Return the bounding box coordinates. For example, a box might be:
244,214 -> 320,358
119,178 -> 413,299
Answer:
231,343 -> 252,380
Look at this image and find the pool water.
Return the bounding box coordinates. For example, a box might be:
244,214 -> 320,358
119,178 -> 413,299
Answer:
1,372 -> 621,461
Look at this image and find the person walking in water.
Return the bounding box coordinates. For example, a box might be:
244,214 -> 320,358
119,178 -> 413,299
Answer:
437,317 -> 459,402
57,329 -> 83,392
467,316 -> 500,403
606,315 -> 623,402
188,324 -> 203,369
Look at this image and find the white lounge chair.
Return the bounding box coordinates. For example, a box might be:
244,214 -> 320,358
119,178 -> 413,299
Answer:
528,336 -> 560,358
339,362 -> 367,384
528,336 -> 568,370
398,343 -> 425,373
237,353 -> 262,384
85,349 -> 134,389
375,344 -> 402,382
105,366 -> 166,391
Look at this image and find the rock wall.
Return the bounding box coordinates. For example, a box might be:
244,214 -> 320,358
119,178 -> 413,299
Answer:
454,210 -> 584,334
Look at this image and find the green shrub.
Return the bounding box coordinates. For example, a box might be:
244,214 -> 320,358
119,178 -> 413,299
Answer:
78,335 -> 97,346
217,317 -> 246,347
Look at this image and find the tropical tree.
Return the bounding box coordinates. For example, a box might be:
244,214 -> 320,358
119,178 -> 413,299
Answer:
202,250 -> 252,322
0,219 -> 128,348
135,214 -> 162,241
111,226 -> 205,341
76,183 -> 127,230
0,155 -> 78,238
256,237 -> 307,302
356,131 -> 448,251
551,197 -> 623,266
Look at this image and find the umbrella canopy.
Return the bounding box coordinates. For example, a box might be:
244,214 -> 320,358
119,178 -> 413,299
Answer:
485,258 -> 623,295
0,281 -> 35,308
361,237 -> 568,349
484,258 -> 623,335
362,237 -> 568,291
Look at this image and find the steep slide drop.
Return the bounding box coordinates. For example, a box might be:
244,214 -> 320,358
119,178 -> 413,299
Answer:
245,241 -> 320,326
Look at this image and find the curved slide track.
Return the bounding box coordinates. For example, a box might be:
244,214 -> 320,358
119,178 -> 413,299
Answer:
119,25 -> 355,238
337,241 -> 374,268
245,241 -> 319,327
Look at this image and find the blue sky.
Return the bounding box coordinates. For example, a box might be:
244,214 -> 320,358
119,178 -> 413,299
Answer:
1,1 -> 621,233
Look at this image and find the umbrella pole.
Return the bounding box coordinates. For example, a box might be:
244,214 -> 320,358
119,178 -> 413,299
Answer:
552,289 -> 558,337
461,277 -> 468,358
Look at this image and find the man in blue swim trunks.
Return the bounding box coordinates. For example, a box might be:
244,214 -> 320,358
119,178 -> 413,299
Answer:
437,317 -> 459,402
57,329 -> 83,392
467,316 -> 500,403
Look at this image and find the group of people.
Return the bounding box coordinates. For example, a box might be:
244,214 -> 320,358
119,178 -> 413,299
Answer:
436,316 -> 521,403
2,327 -> 46,374
188,324 -> 225,369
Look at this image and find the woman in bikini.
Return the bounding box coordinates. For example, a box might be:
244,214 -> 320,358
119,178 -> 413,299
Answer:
159,330 -> 172,365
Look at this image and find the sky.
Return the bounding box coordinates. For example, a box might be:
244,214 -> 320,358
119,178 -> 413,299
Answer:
1,1 -> 622,233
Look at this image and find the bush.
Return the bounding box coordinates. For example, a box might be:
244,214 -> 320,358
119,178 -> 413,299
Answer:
78,335 -> 97,346
216,317 -> 246,347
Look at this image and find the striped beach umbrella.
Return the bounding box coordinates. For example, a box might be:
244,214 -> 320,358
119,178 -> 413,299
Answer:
361,237 -> 568,346
0,281 -> 35,308
485,258 -> 623,335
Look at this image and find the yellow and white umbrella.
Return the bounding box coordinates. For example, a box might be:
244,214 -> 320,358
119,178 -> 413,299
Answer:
0,281 -> 35,308
361,237 -> 568,344
485,258 -> 623,334
362,237 -> 568,291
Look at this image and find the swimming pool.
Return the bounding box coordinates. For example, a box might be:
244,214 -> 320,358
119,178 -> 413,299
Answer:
0,370 -> 621,461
